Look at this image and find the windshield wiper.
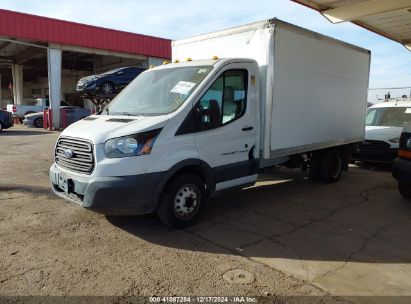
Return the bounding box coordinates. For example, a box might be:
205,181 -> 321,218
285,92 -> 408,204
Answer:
109,111 -> 135,116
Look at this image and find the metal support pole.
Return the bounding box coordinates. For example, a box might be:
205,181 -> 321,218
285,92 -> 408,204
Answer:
47,48 -> 62,129
11,64 -> 24,105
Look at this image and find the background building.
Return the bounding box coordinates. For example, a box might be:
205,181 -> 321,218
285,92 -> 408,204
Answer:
0,9 -> 171,128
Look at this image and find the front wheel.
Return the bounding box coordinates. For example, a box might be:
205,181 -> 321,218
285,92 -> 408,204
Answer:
398,182 -> 411,200
156,174 -> 207,228
34,117 -> 43,128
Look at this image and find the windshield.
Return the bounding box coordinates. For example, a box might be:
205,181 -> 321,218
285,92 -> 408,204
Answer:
366,106 -> 411,127
105,66 -> 213,116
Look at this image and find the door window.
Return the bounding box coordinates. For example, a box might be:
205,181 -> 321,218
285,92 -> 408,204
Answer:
197,69 -> 247,130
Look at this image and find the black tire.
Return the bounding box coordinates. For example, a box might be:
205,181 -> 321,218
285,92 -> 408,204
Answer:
33,117 -> 43,128
100,82 -> 114,95
319,149 -> 343,183
398,182 -> 411,200
156,174 -> 207,228
309,151 -> 322,180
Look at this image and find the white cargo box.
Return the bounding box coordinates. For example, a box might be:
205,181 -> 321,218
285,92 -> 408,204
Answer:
173,19 -> 370,159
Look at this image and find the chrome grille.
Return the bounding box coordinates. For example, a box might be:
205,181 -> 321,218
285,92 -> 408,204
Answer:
55,137 -> 94,174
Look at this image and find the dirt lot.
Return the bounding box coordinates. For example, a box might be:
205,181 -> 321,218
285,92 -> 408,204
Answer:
1,126 -> 410,303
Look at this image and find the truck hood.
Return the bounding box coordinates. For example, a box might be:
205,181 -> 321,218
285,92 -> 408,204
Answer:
61,115 -> 170,144
24,112 -> 43,119
365,126 -> 403,141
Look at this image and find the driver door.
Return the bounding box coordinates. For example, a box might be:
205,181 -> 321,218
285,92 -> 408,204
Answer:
194,62 -> 259,191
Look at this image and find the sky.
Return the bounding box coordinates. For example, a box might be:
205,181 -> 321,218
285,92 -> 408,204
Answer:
0,0 -> 410,94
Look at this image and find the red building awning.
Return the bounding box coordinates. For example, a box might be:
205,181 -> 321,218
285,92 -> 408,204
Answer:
0,9 -> 171,58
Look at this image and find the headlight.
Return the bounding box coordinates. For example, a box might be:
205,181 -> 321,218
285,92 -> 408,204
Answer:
104,129 -> 161,158
388,137 -> 400,143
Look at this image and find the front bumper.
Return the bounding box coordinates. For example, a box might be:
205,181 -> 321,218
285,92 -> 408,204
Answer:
392,158 -> 411,183
50,163 -> 163,215
76,82 -> 97,94
22,119 -> 35,127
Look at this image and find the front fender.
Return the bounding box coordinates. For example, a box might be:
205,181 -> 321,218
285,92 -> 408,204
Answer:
154,158 -> 215,200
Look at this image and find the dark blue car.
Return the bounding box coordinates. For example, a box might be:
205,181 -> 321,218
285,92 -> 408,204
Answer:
0,109 -> 13,132
76,66 -> 145,96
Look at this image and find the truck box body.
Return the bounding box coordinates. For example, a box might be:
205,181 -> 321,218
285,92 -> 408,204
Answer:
173,19 -> 370,159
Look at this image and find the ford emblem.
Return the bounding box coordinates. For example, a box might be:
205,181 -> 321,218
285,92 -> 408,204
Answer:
64,148 -> 74,158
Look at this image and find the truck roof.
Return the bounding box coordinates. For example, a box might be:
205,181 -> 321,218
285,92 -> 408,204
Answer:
370,100 -> 411,108
173,18 -> 370,56
150,58 -> 256,71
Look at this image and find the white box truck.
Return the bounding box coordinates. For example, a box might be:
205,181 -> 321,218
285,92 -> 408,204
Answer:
50,19 -> 370,227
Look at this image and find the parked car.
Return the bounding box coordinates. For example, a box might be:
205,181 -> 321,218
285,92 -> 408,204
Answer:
76,66 -> 145,96
392,122 -> 411,199
7,98 -> 50,120
351,100 -> 411,163
23,106 -> 91,128
0,109 -> 13,131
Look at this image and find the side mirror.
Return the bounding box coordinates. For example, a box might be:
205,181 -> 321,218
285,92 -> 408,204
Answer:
201,114 -> 211,124
195,107 -> 213,130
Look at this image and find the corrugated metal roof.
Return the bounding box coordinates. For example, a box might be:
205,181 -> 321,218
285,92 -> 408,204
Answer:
0,9 -> 171,58
292,0 -> 411,51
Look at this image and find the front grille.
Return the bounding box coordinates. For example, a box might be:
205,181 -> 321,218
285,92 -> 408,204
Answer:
55,137 -> 94,174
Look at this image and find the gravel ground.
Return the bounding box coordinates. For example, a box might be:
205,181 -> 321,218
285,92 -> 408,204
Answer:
2,126 -> 404,304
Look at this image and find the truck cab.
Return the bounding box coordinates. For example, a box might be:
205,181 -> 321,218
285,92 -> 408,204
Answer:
393,122 -> 411,199
50,58 -> 260,227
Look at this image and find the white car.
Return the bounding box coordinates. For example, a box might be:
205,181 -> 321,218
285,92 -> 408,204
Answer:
23,106 -> 91,128
351,99 -> 411,163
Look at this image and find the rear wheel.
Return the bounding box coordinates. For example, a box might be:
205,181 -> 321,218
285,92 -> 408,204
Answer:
319,149 -> 343,183
156,174 -> 206,228
34,117 -> 43,128
398,182 -> 411,200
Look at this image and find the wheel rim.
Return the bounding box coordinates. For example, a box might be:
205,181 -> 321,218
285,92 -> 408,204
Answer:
329,155 -> 342,179
173,184 -> 201,219
102,83 -> 113,95
35,118 -> 43,128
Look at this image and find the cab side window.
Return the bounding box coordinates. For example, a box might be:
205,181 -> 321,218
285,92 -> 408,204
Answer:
196,69 -> 247,130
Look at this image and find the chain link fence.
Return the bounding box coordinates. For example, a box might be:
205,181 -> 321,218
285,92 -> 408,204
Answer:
368,87 -> 411,104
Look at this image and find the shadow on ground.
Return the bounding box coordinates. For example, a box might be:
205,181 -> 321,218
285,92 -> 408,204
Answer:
107,166 -> 411,265
0,129 -> 52,136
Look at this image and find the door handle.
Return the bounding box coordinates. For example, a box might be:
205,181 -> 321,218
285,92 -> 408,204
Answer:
242,126 -> 254,131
